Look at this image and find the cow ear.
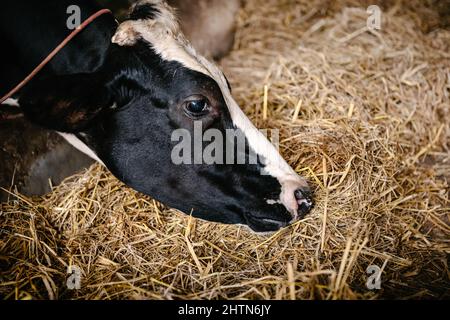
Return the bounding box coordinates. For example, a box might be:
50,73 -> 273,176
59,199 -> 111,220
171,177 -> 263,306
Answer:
19,73 -> 114,133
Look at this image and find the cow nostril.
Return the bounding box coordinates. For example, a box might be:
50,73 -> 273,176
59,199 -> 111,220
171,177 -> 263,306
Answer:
294,188 -> 314,217
294,188 -> 312,200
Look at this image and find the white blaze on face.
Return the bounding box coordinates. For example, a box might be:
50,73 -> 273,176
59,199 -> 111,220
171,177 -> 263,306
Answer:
112,0 -> 310,217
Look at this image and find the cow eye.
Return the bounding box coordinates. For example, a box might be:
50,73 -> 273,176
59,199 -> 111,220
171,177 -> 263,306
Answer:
183,95 -> 210,118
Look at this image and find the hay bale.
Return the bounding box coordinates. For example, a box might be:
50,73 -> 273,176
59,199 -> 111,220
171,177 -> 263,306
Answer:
0,0 -> 449,299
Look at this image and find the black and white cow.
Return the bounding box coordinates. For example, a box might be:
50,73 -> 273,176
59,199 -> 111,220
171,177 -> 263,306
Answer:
0,0 -> 313,232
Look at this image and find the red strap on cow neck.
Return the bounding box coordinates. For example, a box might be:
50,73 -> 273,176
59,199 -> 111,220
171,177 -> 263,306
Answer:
0,8 -> 113,105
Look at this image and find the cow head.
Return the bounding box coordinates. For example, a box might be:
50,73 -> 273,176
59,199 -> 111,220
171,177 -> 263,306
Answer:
19,0 -> 313,232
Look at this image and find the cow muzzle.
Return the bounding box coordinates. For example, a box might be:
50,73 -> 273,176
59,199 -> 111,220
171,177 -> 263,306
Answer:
279,178 -> 314,222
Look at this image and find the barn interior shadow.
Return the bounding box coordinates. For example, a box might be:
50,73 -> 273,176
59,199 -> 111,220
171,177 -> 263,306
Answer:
0,110 -> 94,202
0,1 -> 132,202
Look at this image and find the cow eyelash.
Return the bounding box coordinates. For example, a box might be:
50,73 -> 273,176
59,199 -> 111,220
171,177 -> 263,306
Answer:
182,95 -> 211,118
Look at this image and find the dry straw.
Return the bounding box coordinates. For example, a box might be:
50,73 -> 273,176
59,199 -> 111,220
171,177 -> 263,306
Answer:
1,0 -> 449,299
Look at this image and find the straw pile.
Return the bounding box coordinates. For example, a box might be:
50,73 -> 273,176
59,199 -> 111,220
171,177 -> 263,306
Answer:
1,0 -> 449,299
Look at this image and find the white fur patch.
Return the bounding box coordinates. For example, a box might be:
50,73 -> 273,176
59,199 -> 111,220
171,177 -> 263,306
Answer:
2,98 -> 20,107
58,132 -> 104,165
112,0 -> 310,215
